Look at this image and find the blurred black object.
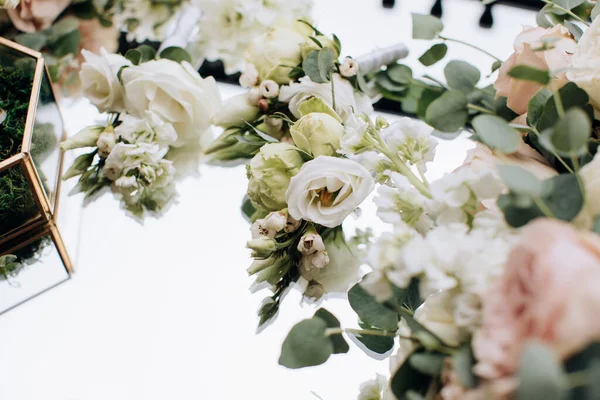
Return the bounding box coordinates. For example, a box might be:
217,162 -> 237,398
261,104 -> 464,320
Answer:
382,0 -> 395,8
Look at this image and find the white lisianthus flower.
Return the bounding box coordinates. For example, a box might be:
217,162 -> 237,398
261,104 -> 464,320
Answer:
339,113 -> 373,155
429,167 -> 503,225
381,118 -> 438,172
239,63 -> 259,88
279,74 -> 374,123
0,0 -> 19,9
113,0 -> 176,42
96,129 -> 117,158
286,156 -> 375,228
290,112 -> 344,157
566,14 -> 600,118
246,25 -> 307,84
212,93 -> 261,128
80,48 -> 131,113
340,57 -> 359,78
357,374 -> 387,400
375,172 -> 434,233
115,112 -> 177,147
121,60 -> 221,148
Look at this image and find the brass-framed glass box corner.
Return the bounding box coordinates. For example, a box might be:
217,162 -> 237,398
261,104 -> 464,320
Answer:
0,221 -> 73,315
0,37 -> 67,244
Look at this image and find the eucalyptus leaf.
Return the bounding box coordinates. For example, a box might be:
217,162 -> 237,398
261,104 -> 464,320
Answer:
14,33 -> 47,51
313,308 -> 349,355
491,60 -> 502,73
516,341 -> 568,400
63,152 -> 95,180
419,43 -> 448,66
136,45 -> 157,62
540,108 -> 591,157
536,83 -> 591,132
125,49 -> 142,65
303,50 -> 326,83
541,173 -> 584,221
527,88 -> 553,127
278,318 -> 333,369
432,129 -> 462,140
159,46 -> 192,63
593,2 -> 600,20
409,352 -> 446,376
51,30 -> 81,57
508,65 -> 551,85
564,20 -> 583,41
387,64 -> 413,85
425,90 -> 468,132
498,165 -> 542,197
317,47 -> 336,82
497,193 -> 545,228
48,17 -> 79,43
353,332 -> 395,355
397,309 -> 446,350
348,282 -> 398,331
453,345 -> 477,388
376,71 -> 408,93
391,351 -> 432,399
471,115 -> 521,154
412,13 -> 444,40
417,88 -> 444,120
552,0 -> 586,13
444,60 -> 480,93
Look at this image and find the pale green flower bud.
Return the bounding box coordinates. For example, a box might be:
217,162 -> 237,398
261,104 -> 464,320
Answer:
290,113 -> 344,157
212,93 -> 260,128
247,143 -> 304,211
247,237 -> 277,259
61,125 -> 104,151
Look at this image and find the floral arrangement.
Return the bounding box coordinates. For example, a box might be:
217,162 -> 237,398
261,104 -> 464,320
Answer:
188,0 -> 313,74
205,20 -> 412,326
217,2 -> 600,400
60,45 -> 220,218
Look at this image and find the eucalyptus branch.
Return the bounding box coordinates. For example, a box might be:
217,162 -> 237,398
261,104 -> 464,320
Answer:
540,0 -> 590,26
530,127 -> 575,173
467,104 -> 495,115
438,35 -> 502,62
553,89 -> 565,119
325,327 -> 398,338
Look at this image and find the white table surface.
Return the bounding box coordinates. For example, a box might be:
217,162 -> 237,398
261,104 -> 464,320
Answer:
0,1 -> 536,399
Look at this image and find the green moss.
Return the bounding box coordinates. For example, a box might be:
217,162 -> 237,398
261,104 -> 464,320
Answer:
0,64 -> 37,235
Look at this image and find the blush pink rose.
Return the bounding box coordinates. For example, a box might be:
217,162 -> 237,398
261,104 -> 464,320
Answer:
7,0 -> 70,33
472,219 -> 600,397
495,25 -> 576,115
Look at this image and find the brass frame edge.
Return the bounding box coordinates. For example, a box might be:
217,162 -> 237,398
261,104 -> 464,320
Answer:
0,36 -> 42,59
21,58 -> 44,154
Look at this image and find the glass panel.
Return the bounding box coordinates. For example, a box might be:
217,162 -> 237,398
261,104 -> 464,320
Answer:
30,70 -> 63,209
0,233 -> 69,314
0,164 -> 41,238
0,42 -> 36,161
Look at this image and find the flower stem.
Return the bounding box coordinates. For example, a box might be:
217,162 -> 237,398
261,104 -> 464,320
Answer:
438,35 -> 502,62
531,127 -> 575,173
540,0 -> 590,26
533,197 -> 556,218
331,76 -> 336,111
379,145 -> 431,198
325,327 -> 398,338
467,103 -> 495,115
553,89 -> 565,119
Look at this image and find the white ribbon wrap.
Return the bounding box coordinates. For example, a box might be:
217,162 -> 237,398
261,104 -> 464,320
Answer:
356,43 -> 409,75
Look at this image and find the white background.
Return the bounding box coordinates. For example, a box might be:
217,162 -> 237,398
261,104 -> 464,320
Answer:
0,1 -> 536,399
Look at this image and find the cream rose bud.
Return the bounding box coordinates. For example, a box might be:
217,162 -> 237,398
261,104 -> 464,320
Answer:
495,24 -> 576,115
96,129 -> 117,158
260,80 -> 280,98
247,143 -> 304,211
290,112 -> 344,157
567,15 -> 600,118
297,232 -> 326,255
286,156 -> 375,228
80,48 -> 131,113
121,60 -> 221,148
239,63 -> 259,88
340,57 -> 359,78
212,93 -> 261,128
246,26 -> 306,84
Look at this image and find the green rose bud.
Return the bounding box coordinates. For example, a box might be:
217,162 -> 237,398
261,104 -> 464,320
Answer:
290,112 -> 344,157
247,143 -> 304,211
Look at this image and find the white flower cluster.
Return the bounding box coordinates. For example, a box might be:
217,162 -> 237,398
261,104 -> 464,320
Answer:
190,0 -> 313,74
112,0 -> 187,42
62,48 -> 220,217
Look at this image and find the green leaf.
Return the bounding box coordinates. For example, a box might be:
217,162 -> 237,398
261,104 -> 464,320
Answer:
419,43 -> 448,66
317,47 -> 336,82
376,71 -> 408,93
48,17 -> 79,43
391,351 -> 432,399
491,60 -> 502,73
348,282 -> 398,331
536,83 -> 591,132
398,309 -> 446,350
494,95 -> 519,121
425,90 -> 468,132
444,60 -> 480,93
593,2 -> 600,20
552,0 -> 586,13
412,13 -> 444,40
409,352 -> 446,376
14,33 -> 47,51
387,64 -> 413,85
498,165 -> 542,197
453,345 -> 477,388
471,115 -> 521,154
527,88 -> 553,127
497,193 -> 545,228
125,49 -> 142,65
541,173 -> 584,221
332,34 -> 342,54
313,308 -> 349,355
508,65 -> 551,85
241,195 -> 258,222
279,318 -> 333,369
298,97 -> 341,121
540,108 -> 591,157
308,36 -> 324,48
63,152 -> 95,180
353,332 -> 395,355
303,50 -> 326,84
136,45 -> 157,62
51,30 -> 81,57
593,216 -> 600,235
565,20 -> 583,41
159,46 -> 192,64
516,341 -> 568,400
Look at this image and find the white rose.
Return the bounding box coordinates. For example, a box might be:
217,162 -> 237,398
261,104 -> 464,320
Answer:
286,156 -> 375,228
212,93 -> 261,128
115,111 -> 178,147
279,74 -> 374,123
121,60 -> 221,148
566,15 -> 600,118
80,48 -> 131,113
245,26 -> 306,84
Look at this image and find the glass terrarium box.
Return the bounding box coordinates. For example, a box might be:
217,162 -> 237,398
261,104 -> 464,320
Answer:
0,37 -> 72,314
